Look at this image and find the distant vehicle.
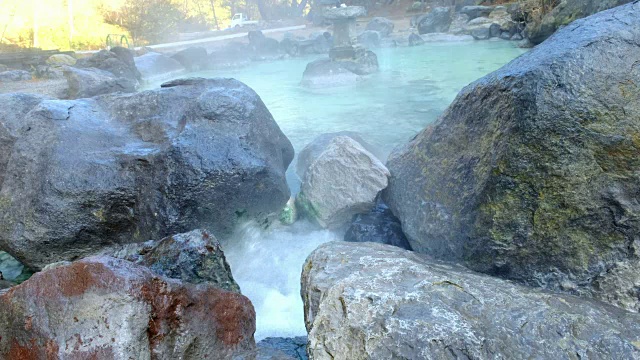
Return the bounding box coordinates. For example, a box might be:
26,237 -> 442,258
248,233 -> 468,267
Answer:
229,13 -> 258,28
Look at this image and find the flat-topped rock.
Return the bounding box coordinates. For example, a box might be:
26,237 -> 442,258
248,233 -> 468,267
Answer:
323,6 -> 366,20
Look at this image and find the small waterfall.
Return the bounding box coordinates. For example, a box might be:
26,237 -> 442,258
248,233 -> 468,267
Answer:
221,219 -> 340,340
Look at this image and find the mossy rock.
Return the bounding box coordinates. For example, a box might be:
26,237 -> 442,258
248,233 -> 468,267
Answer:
384,3 -> 640,296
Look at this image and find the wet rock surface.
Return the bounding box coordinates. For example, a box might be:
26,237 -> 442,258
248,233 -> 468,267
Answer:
301,48 -> 379,88
257,337 -> 308,360
302,241 -> 640,360
297,136 -> 389,229
0,77 -> 294,269
385,3 -> 640,299
0,256 -> 256,359
295,131 -> 380,179
344,201 -> 411,250
100,229 -> 240,293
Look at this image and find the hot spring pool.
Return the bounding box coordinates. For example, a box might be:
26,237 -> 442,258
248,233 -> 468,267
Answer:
174,40 -> 528,341
0,40 -> 527,341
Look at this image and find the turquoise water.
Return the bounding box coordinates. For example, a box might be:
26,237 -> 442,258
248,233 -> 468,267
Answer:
170,40 -> 527,192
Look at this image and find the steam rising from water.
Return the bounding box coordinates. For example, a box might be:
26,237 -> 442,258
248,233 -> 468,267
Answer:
221,220 -> 340,340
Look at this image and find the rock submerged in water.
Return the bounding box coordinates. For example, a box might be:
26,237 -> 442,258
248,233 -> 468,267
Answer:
297,136 -> 389,229
0,78 -> 294,269
0,256 -> 256,359
384,3 -> 640,301
300,49 -> 379,88
99,229 -> 240,293
302,241 -> 640,360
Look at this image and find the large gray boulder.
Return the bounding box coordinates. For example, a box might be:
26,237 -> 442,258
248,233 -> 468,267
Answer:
76,47 -> 141,81
417,7 -> 452,34
100,229 -> 240,293
170,46 -> 210,71
0,256 -> 256,359
64,66 -> 137,99
296,136 -> 389,229
525,0 -> 634,44
302,241 -> 640,360
365,17 -> 394,37
295,131 -> 380,179
0,78 -> 294,269
301,49 -> 378,88
134,52 -> 187,82
384,4 -> 640,298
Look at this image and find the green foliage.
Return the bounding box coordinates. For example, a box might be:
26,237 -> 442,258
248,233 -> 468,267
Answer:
101,0 -> 185,44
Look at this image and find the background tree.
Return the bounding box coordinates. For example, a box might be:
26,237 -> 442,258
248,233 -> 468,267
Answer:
102,0 -> 185,44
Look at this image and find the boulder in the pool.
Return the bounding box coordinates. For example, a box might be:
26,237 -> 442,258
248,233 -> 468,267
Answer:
365,17 -> 394,37
76,47 -> 141,81
0,70 -> 31,82
295,131 -> 381,180
471,25 -> 491,40
297,136 -> 389,229
134,52 -> 187,82
63,66 -> 137,99
0,256 -> 256,359
302,241 -> 640,360
99,229 -> 240,293
384,3 -> 640,301
301,50 -> 380,88
357,30 -> 381,49
171,46 -> 210,71
248,30 -> 282,60
525,0 -> 634,45
408,33 -> 425,46
344,201 -> 411,250
0,77 -> 294,269
301,58 -> 360,88
209,42 -> 252,67
417,7 -> 452,34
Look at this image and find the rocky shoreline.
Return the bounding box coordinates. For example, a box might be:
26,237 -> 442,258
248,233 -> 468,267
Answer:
1,1 -> 639,359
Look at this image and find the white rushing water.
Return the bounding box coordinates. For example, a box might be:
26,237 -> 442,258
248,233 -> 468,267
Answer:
221,220 -> 340,340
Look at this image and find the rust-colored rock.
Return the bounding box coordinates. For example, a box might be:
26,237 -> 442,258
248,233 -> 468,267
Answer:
0,256 -> 256,359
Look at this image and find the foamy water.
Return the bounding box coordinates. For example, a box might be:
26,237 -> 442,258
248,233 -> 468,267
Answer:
221,220 -> 340,340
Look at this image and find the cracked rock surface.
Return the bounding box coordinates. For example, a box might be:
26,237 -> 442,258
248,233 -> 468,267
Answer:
302,241 -> 640,360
